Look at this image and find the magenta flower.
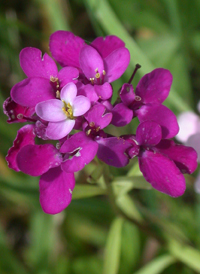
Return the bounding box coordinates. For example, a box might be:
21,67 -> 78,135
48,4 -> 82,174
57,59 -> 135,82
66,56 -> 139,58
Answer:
49,31 -> 130,101
6,125 -> 75,214
126,121 -> 198,197
11,47 -> 79,108
36,82 -> 91,140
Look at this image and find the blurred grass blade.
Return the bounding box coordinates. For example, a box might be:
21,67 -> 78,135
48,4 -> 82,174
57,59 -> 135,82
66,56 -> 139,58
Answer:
168,239 -> 200,272
133,254 -> 176,274
85,0 -> 190,112
72,185 -> 106,199
103,217 -> 123,274
0,225 -> 28,274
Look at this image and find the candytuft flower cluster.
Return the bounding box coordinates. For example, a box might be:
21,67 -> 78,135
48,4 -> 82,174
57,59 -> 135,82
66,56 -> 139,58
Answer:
4,31 -> 198,214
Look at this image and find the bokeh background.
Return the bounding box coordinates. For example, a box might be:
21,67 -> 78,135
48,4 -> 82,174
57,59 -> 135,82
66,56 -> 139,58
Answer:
1,0 -> 200,273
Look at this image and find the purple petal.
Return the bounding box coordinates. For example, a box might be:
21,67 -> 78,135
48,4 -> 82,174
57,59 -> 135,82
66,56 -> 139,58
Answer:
176,112 -> 200,143
3,97 -> 35,123
136,121 -> 162,146
49,31 -> 85,67
35,120 -> 48,140
58,67 -> 79,89
46,120 -> 75,140
6,125 -> 35,171
186,133 -> 200,162
136,105 -> 179,139
20,47 -> 58,79
16,144 -> 62,176
73,96 -> 91,117
120,84 -> 135,106
135,68 -> 173,104
79,45 -> 104,80
60,132 -> 98,173
91,35 -> 125,58
84,103 -> 112,129
77,84 -> 99,104
139,150 -> 186,197
111,103 -> 133,127
36,99 -> 66,122
155,139 -> 198,174
60,82 -> 77,104
96,137 -> 132,167
94,83 -> 113,100
11,78 -> 55,107
39,166 -> 75,214
104,48 -> 130,82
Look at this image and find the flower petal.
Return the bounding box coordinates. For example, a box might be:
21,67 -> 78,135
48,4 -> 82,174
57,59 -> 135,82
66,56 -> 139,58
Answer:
94,82 -> 113,100
58,67 -> 79,89
136,121 -> 162,146
186,133 -> 200,162
104,48 -> 130,82
60,82 -> 77,104
61,131 -> 98,173
77,83 -> 99,104
39,166 -> 75,214
135,68 -> 173,104
79,45 -> 104,80
84,103 -> 112,129
11,78 -> 55,107
46,120 -> 75,140
139,150 -> 186,197
136,105 -> 179,139
16,144 -> 62,176
36,99 -> 65,122
155,139 -> 198,174
91,35 -> 125,58
176,112 -> 200,143
49,30 -> 85,67
111,103 -> 133,127
96,137 -> 132,167
120,84 -> 135,106
6,125 -> 35,171
73,96 -> 91,117
20,47 -> 58,79
3,97 -> 35,123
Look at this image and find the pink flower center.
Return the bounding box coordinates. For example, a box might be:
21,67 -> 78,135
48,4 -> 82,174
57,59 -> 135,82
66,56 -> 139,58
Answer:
61,100 -> 74,119
89,68 -> 106,85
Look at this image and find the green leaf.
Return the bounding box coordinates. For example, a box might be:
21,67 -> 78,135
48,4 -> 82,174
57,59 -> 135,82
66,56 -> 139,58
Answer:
103,217 -> 123,274
72,185 -> 106,199
168,240 -> 200,272
112,176 -> 151,197
116,194 -> 143,222
85,0 -> 191,112
133,254 -> 176,274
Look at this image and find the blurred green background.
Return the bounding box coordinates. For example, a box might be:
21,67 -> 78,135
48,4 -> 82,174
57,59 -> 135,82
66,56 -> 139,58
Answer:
1,0 -> 200,273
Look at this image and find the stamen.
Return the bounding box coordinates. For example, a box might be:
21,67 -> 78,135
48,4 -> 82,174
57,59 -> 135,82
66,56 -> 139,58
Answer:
17,113 -> 23,119
95,73 -> 100,79
135,95 -> 141,101
50,76 -> 58,83
90,78 -> 95,85
56,90 -> 60,98
95,68 -> 98,73
89,122 -> 95,127
102,70 -> 106,75
62,100 -> 74,119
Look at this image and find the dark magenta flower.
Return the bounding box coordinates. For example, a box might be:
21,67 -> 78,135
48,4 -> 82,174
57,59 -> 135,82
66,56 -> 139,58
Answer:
6,124 -> 75,214
125,121 -> 198,197
11,47 -> 79,108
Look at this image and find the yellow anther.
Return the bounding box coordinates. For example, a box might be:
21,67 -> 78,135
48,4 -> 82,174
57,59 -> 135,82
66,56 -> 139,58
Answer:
86,129 -> 91,135
95,68 -> 98,72
56,90 -> 60,98
62,100 -> 74,119
135,95 -> 141,101
103,70 -> 106,75
95,73 -> 100,79
89,122 -> 95,127
96,126 -> 100,132
50,76 -> 58,83
90,78 -> 95,84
